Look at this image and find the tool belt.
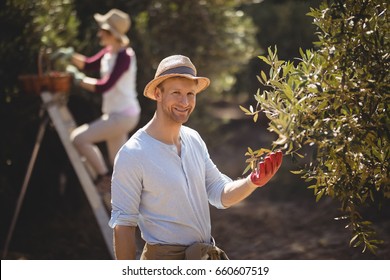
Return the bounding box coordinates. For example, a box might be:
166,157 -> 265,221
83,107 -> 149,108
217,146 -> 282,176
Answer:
140,240 -> 229,260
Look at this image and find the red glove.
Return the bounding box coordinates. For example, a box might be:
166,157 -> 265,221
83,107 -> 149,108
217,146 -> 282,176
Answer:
249,151 -> 283,187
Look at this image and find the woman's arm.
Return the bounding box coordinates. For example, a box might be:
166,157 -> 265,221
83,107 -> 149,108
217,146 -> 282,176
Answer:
71,53 -> 86,70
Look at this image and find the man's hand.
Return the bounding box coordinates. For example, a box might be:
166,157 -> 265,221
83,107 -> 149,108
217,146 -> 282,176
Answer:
250,150 -> 283,187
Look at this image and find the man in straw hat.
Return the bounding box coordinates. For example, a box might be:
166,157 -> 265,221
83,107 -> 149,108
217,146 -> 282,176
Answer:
51,9 -> 140,210
109,55 -> 283,260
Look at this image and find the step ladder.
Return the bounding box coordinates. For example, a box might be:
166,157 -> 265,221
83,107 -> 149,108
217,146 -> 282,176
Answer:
3,91 -> 114,259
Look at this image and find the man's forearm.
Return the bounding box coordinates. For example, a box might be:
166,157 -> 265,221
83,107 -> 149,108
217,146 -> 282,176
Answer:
114,225 -> 137,260
221,176 -> 257,208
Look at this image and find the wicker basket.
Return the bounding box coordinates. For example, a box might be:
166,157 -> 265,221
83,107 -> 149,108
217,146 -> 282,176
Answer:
18,50 -> 72,95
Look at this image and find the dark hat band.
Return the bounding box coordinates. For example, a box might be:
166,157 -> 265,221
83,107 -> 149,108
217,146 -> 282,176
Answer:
158,66 -> 195,77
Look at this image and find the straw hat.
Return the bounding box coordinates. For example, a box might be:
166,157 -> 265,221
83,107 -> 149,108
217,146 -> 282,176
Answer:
94,9 -> 131,46
144,55 -> 210,100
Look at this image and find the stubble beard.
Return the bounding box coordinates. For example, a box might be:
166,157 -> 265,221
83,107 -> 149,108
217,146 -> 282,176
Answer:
163,105 -> 193,125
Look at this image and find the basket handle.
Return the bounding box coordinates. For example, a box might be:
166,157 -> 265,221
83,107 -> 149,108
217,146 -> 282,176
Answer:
38,48 -> 51,78
38,48 -> 44,78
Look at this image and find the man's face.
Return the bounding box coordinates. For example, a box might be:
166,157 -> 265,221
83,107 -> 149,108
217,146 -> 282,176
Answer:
155,77 -> 197,124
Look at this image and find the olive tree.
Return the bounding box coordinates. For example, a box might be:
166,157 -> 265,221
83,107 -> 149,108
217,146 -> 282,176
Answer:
242,0 -> 389,253
0,0 -> 79,94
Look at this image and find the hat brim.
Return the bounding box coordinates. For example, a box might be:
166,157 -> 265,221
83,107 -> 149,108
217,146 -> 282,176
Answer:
94,13 -> 106,23
94,14 -> 130,46
143,74 -> 210,100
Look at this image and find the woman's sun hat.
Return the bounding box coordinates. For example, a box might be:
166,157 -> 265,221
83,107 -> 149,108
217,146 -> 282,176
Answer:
144,55 -> 211,100
94,9 -> 131,46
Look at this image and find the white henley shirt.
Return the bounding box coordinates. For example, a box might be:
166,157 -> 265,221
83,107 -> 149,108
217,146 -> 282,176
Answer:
109,126 -> 231,245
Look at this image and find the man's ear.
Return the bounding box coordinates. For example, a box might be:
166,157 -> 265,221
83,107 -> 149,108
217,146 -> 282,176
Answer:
154,87 -> 162,101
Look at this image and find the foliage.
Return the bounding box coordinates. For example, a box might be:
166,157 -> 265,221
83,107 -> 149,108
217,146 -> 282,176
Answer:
242,0 -> 322,59
0,0 -> 79,94
135,0 -> 258,96
243,0 -> 389,254
232,0 -> 322,122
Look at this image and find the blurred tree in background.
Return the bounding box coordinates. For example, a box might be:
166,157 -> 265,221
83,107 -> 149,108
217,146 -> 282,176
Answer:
0,0 -> 79,95
244,0 -> 389,253
135,0 -> 257,95
0,0 -> 81,223
233,0 -> 322,116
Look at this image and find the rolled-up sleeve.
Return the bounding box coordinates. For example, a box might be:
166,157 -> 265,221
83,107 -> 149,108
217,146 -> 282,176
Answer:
205,155 -> 232,209
109,146 -> 143,228
197,137 -> 232,209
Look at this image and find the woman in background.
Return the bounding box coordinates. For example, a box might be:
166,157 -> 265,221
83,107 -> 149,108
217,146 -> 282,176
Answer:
53,9 -> 140,210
